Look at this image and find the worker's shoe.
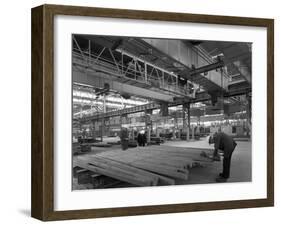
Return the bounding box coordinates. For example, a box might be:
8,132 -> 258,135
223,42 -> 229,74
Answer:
215,176 -> 228,183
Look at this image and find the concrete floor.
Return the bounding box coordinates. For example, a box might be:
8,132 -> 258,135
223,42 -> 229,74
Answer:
165,139 -> 252,183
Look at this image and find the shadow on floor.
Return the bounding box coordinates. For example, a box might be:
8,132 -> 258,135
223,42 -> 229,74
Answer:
18,209 -> 30,217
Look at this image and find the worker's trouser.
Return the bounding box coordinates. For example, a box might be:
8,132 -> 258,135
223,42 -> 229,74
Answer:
138,141 -> 145,146
222,150 -> 234,179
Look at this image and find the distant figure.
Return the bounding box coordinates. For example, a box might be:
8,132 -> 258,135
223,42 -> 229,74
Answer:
120,127 -> 129,150
143,132 -> 147,146
209,132 -> 237,182
82,129 -> 86,139
137,130 -> 147,147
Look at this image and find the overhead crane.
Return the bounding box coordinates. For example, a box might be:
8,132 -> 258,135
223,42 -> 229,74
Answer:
72,35 -> 251,138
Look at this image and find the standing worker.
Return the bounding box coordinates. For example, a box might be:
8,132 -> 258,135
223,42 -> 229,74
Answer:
143,131 -> 147,146
209,132 -> 237,182
137,130 -> 146,147
120,127 -> 129,150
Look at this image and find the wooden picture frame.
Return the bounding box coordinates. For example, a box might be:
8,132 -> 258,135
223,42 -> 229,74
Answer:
31,4 -> 274,221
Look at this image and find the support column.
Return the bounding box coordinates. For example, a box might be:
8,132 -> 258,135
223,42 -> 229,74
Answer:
182,108 -> 186,141
100,95 -> 107,142
187,103 -> 191,141
173,118 -> 176,139
145,110 -> 152,144
147,127 -> 151,144
178,118 -> 181,140
119,114 -> 124,142
192,126 -> 195,140
156,127 -> 160,137
183,103 -> 190,141
182,104 -> 186,141
155,121 -> 159,138
120,114 -> 127,128
119,115 -> 122,130
131,128 -> 135,141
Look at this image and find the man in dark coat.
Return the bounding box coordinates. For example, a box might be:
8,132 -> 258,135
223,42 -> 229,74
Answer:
137,130 -> 147,147
137,132 -> 143,146
209,132 -> 237,182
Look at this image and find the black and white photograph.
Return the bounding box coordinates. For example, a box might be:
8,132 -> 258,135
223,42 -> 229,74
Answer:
72,34 -> 252,190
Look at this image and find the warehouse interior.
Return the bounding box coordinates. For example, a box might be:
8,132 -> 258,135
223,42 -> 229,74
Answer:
72,34 -> 252,189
